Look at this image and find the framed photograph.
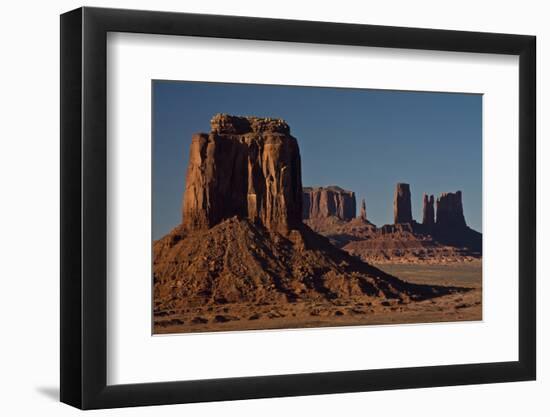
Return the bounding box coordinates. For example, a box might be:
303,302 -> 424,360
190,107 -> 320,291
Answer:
60,6 -> 536,409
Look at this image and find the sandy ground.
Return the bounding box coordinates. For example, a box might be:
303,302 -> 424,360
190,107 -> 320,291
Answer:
154,260 -> 482,334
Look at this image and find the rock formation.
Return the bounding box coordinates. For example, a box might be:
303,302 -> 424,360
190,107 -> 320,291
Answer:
154,115 -> 466,333
433,191 -> 481,251
360,198 -> 367,221
306,185 -> 482,264
436,191 -> 467,230
393,183 -> 413,224
422,194 -> 435,227
302,186 -> 356,221
182,114 -> 303,234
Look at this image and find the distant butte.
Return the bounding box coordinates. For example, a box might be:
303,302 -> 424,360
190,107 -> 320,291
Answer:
422,193 -> 435,228
304,182 -> 481,264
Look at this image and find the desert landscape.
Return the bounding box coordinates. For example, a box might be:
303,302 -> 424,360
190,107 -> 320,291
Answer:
153,114 -> 482,334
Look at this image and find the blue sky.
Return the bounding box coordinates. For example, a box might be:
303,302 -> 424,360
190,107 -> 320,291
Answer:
153,81 -> 482,240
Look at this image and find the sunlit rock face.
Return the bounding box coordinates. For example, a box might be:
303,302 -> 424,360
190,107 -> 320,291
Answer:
182,114 -> 303,234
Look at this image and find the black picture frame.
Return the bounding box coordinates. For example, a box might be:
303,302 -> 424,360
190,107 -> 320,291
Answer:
60,6 -> 536,410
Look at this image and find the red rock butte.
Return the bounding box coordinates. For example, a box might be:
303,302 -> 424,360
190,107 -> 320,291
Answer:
182,114 -> 303,234
303,182 -> 481,264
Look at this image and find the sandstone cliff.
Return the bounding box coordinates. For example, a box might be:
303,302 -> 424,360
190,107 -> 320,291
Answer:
302,186 -> 356,221
182,114 -> 303,234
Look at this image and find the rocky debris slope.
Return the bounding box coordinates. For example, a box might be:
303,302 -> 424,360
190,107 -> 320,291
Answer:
302,186 -> 356,221
342,223 -> 477,265
154,115 -> 465,320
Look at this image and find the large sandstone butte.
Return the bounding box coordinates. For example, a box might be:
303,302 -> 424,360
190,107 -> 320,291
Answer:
302,186 -> 356,221
182,113 -> 302,234
393,183 -> 413,224
154,115 -> 463,330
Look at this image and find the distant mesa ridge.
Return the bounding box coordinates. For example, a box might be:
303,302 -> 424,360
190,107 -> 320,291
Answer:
303,182 -> 481,263
302,186 -> 356,221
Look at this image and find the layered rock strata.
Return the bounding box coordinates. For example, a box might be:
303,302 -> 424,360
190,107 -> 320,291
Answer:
305,184 -> 482,264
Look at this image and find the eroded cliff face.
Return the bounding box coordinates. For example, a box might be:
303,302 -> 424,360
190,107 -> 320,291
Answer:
182,114 -> 303,234
302,186 -> 356,221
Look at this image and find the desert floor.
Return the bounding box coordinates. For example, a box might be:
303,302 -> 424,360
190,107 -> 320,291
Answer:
153,260 -> 482,334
